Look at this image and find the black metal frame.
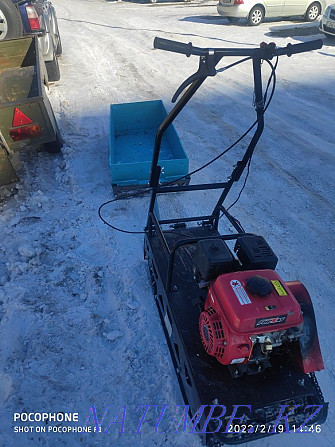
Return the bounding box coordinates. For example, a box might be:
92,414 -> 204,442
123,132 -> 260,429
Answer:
146,52 -> 265,233
145,49 -> 266,296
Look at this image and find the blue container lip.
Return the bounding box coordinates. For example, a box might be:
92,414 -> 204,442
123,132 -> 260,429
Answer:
109,99 -> 189,186
110,99 -> 163,107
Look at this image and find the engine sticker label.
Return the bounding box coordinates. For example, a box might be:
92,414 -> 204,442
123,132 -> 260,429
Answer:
271,280 -> 288,296
230,280 -> 251,305
255,315 -> 287,328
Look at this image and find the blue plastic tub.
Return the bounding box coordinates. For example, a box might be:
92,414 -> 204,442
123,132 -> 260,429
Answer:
109,100 -> 189,188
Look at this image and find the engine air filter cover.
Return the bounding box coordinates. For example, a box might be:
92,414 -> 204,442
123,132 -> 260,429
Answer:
194,238 -> 235,281
234,235 -> 278,270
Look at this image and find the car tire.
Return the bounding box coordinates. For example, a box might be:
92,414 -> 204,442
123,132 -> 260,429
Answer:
248,6 -> 264,26
0,0 -> 23,41
45,53 -> 60,82
227,17 -> 240,24
304,2 -> 321,22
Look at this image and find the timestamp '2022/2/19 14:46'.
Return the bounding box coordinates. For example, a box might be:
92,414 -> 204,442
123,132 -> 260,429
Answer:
227,423 -> 322,434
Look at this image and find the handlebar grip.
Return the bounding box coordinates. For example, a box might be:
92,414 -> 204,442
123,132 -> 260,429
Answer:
154,37 -> 193,57
276,39 -> 323,57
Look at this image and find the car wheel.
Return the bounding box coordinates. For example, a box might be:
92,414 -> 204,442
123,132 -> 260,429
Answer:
248,6 -> 264,26
45,53 -> 60,82
227,17 -> 240,24
0,0 -> 23,41
304,2 -> 321,22
325,33 -> 335,39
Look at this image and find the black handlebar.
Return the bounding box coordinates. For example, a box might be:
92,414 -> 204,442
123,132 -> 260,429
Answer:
154,38 -> 193,57
274,40 -> 322,56
153,37 -> 323,59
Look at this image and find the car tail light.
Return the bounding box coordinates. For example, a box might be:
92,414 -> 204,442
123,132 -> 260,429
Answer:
234,0 -> 244,4
10,124 -> 42,142
25,4 -> 41,30
9,124 -> 42,141
10,108 -> 42,141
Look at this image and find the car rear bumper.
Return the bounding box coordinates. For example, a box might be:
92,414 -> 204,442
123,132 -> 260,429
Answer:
217,4 -> 251,19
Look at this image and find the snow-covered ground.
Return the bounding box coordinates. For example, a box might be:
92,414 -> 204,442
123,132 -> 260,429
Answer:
0,0 -> 334,446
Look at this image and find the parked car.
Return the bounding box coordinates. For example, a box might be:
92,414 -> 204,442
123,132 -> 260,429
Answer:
217,0 -> 329,26
319,3 -> 335,37
0,0 -> 61,81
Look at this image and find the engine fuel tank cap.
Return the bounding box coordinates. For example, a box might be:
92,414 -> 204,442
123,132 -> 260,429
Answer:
246,275 -> 273,297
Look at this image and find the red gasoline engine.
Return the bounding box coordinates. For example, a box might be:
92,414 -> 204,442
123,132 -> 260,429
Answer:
195,236 -> 324,377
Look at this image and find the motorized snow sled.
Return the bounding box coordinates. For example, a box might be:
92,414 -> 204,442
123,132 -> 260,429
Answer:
143,37 -> 328,445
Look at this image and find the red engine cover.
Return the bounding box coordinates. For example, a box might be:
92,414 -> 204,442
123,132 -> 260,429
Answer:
199,270 -> 303,365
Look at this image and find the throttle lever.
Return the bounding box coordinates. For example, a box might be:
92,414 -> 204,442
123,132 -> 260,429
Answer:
172,72 -> 203,103
172,52 -> 217,103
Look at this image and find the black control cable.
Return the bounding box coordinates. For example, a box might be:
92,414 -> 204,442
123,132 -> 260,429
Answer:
98,56 -> 278,234
226,57 -> 278,212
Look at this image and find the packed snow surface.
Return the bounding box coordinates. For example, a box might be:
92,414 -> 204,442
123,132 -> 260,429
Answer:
0,0 -> 334,446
